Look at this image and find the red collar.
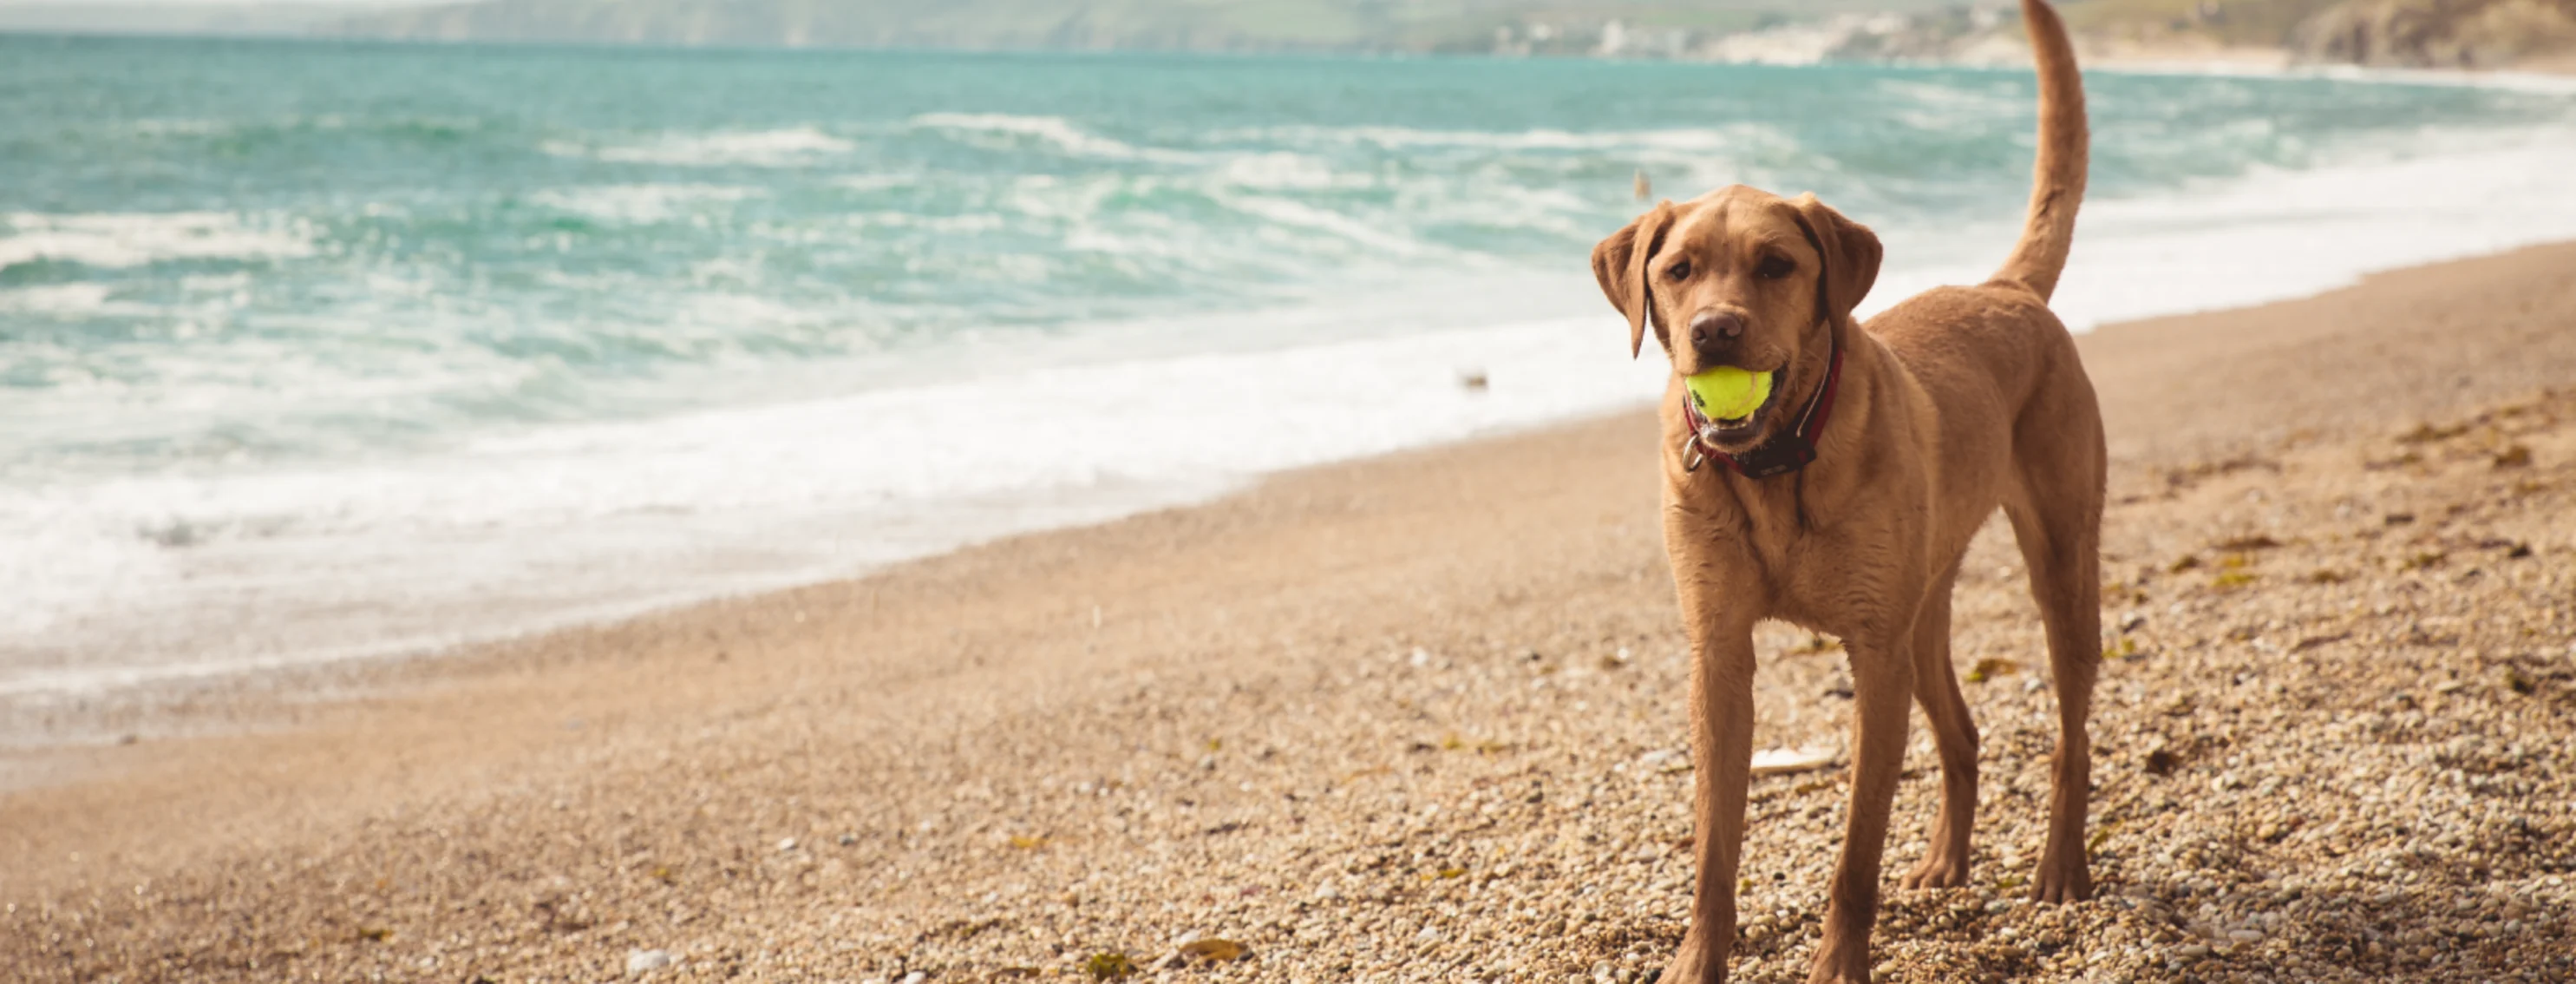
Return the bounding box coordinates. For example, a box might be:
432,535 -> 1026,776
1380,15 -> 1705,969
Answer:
1682,337 -> 1846,479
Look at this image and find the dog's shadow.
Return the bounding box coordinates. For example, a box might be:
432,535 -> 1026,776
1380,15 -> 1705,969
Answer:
1580,838 -> 2557,983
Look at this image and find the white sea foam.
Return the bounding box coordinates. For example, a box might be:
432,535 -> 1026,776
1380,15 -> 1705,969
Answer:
908,112 -> 1192,162
1234,122 -> 1793,155
832,174 -> 920,193
543,127 -> 854,167
1213,152 -> 1354,191
2094,59 -> 2576,95
528,184 -> 764,224
0,282 -> 111,315
0,276 -> 1643,699
1217,194 -> 1432,256
0,212 -> 313,271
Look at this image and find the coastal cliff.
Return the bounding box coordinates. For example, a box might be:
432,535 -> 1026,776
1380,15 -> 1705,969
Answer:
2293,0 -> 2576,69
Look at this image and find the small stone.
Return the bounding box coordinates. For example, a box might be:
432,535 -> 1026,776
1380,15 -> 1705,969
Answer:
1750,748 -> 1834,777
625,949 -> 675,974
900,973 -> 926,984
776,837 -> 797,852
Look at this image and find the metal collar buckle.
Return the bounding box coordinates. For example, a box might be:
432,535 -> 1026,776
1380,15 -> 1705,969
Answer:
1681,423 -> 1723,473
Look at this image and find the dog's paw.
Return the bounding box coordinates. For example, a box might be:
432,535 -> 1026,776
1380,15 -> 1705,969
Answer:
1657,950 -> 1720,984
2029,856 -> 2093,903
1802,944 -> 1875,984
1901,851 -> 1971,890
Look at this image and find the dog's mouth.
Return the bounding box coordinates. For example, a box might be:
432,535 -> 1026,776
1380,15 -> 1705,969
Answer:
1685,367 -> 1785,443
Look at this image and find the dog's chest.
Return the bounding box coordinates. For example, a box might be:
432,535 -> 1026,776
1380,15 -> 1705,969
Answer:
1670,476 -> 1915,629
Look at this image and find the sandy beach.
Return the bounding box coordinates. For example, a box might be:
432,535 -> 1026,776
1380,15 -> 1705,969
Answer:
5,241 -> 2574,982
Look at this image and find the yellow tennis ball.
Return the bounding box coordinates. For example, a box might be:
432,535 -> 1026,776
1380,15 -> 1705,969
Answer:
1685,365 -> 1774,422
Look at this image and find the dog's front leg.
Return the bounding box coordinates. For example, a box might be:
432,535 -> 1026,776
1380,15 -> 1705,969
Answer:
1663,615 -> 1757,984
1808,631 -> 1915,984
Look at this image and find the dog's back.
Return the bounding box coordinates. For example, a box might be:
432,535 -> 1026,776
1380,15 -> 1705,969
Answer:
1869,0 -> 2097,521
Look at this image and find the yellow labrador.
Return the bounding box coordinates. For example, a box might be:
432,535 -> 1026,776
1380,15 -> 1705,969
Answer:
1587,2 -> 2100,981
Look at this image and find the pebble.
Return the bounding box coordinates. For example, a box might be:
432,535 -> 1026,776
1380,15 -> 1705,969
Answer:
624,949 -> 674,974
1749,747 -> 1833,776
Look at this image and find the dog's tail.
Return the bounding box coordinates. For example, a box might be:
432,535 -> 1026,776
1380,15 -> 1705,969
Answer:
1989,0 -> 2088,302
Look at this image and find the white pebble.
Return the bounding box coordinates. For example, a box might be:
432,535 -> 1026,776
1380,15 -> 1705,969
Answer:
625,949 -> 674,974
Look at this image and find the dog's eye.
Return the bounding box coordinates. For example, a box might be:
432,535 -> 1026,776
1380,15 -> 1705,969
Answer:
1664,260 -> 1692,280
1755,255 -> 1796,279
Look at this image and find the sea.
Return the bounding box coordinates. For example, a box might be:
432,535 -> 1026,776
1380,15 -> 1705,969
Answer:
6,33 -> 2576,717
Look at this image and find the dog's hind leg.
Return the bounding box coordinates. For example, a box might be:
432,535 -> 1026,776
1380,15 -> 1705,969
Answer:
1900,559 -> 1978,890
2005,412 -> 2106,903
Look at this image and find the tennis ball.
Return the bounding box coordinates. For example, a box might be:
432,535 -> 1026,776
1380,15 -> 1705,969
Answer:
1685,365 -> 1774,422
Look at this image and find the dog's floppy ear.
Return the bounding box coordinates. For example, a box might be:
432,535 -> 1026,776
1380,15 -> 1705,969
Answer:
1592,200 -> 1676,358
1788,194 -> 1882,324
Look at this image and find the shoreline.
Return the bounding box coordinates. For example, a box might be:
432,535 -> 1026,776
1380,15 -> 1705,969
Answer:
0,225 -> 2566,740
19,200 -> 2576,743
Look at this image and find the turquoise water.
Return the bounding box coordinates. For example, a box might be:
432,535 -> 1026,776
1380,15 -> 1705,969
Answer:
6,34 -> 2576,702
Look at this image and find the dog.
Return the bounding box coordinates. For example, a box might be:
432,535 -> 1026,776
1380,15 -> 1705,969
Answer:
1586,2 -> 2100,981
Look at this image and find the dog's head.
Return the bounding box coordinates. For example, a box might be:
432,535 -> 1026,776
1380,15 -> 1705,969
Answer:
1592,186 -> 1880,451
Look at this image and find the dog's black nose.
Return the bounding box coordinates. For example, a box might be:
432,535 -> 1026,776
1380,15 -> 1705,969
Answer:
1690,311 -> 1744,361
